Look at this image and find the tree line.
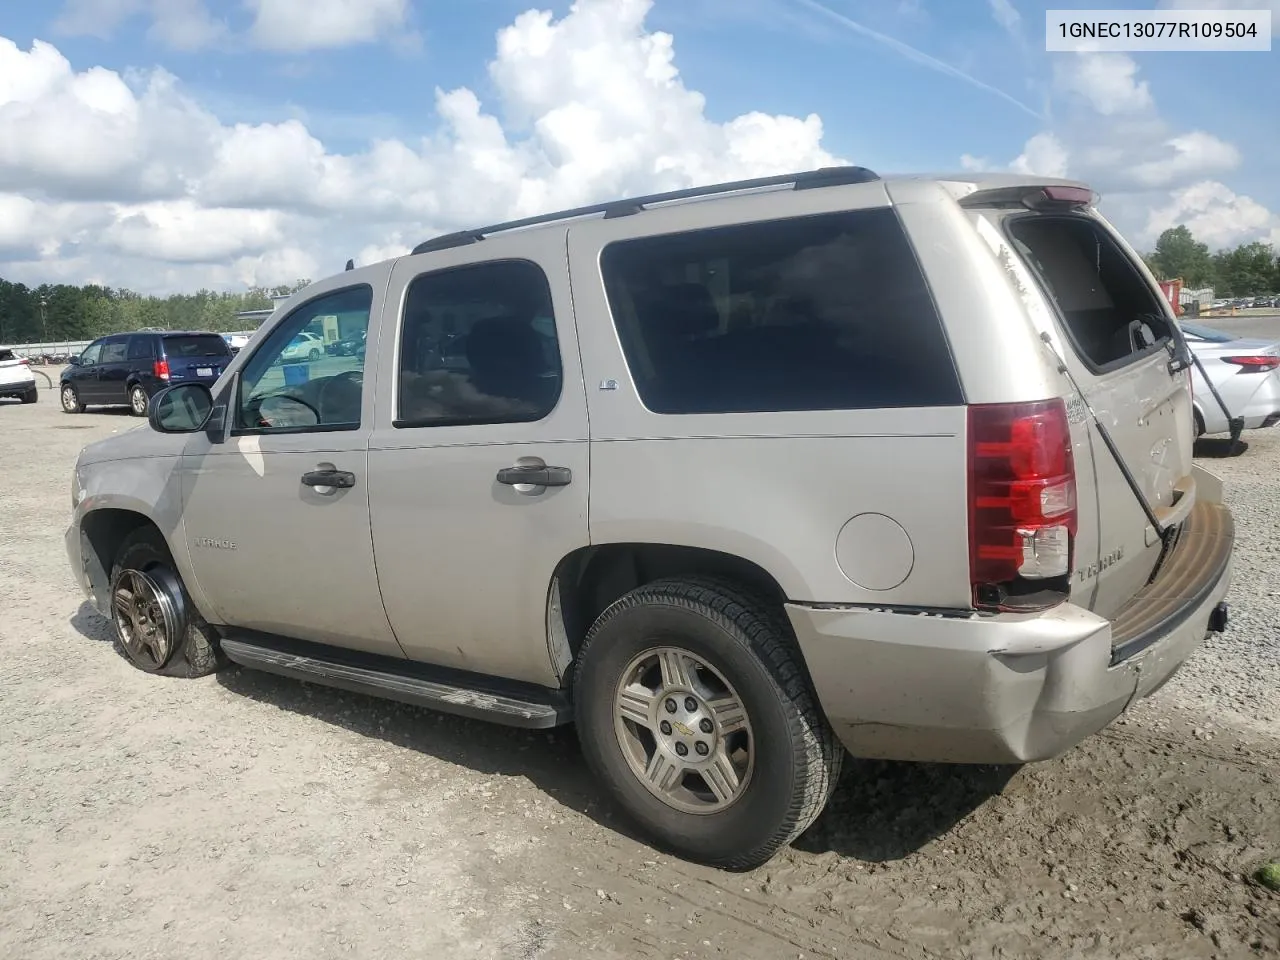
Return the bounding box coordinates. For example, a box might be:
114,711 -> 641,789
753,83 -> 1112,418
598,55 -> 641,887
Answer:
1142,227 -> 1279,296
0,278 -> 311,345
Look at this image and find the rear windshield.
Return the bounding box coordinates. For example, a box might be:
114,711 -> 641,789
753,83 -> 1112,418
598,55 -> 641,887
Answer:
0,349 -> 15,361
162,335 -> 232,358
599,207 -> 963,415
1006,215 -> 1174,370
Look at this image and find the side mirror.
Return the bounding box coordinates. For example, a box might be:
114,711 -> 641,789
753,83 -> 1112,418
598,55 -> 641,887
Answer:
148,382 -> 214,434
67,356 -> 80,366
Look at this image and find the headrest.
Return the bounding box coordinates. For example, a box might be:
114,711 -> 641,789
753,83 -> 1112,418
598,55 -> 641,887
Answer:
465,317 -> 545,377
636,282 -> 720,338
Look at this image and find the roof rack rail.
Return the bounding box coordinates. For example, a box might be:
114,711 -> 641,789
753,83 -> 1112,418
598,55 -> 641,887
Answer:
409,165 -> 880,256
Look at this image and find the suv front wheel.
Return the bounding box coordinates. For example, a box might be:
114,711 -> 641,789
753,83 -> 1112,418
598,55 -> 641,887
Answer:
109,528 -> 225,678
573,577 -> 843,870
60,384 -> 84,413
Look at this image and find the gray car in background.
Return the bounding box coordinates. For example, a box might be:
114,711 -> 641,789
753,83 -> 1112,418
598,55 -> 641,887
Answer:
64,167 -> 1235,868
1182,321 -> 1280,437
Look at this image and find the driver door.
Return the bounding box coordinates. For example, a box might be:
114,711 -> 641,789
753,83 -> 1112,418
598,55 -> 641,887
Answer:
177,277 -> 405,658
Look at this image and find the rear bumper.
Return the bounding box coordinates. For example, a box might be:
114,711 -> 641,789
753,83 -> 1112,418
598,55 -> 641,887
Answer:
788,498 -> 1234,765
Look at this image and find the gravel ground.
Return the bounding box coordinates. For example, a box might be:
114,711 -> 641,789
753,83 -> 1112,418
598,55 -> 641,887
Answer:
1,384 -> 1278,960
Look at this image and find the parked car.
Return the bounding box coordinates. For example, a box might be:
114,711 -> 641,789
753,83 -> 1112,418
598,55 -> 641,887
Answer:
223,333 -> 251,356
60,330 -> 233,416
279,330 -> 325,363
325,329 -> 366,357
0,347 -> 38,403
65,168 -> 1235,869
1181,321 -> 1280,436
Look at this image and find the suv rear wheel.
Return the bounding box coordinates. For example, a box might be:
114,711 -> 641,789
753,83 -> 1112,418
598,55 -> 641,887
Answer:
109,528 -> 225,678
573,577 -> 843,870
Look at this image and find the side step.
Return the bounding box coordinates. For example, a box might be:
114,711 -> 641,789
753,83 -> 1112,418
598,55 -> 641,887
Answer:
221,635 -> 570,729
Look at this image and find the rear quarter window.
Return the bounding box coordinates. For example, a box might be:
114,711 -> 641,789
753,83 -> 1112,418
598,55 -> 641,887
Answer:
162,335 -> 232,358
599,207 -> 963,415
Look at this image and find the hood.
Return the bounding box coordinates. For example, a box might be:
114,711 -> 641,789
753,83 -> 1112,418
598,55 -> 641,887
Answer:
77,423 -> 186,466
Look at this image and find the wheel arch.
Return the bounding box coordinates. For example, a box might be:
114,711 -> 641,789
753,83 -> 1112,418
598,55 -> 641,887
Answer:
546,542 -> 792,682
79,508 -> 164,614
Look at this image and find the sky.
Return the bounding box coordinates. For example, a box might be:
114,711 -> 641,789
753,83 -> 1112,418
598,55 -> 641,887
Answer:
0,0 -> 1276,295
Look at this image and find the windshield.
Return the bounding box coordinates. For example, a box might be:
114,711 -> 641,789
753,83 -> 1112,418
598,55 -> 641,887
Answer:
1179,322 -> 1235,343
163,334 -> 231,357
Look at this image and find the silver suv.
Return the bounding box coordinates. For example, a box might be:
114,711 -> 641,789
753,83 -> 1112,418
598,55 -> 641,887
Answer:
66,167 -> 1236,869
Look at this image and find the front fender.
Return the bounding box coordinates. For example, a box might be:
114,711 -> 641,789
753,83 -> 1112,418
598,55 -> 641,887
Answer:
72,455 -> 213,622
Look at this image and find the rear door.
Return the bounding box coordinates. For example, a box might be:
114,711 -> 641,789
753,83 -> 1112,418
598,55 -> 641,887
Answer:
992,209 -> 1196,617
366,231 -> 591,688
162,333 -> 233,386
97,336 -> 131,404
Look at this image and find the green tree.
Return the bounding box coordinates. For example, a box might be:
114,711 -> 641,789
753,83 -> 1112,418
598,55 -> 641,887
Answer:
1213,242 -> 1276,297
1151,226 -> 1214,287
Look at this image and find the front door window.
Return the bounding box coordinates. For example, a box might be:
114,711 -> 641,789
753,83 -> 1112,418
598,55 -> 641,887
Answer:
235,286 -> 373,432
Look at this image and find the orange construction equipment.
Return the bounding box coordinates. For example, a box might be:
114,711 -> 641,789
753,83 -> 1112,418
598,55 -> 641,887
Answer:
1158,278 -> 1184,317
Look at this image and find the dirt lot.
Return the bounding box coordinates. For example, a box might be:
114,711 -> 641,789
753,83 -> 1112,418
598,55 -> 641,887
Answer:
1,385 -> 1277,960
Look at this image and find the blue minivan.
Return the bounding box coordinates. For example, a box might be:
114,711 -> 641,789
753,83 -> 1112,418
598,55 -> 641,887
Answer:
60,330 -> 233,416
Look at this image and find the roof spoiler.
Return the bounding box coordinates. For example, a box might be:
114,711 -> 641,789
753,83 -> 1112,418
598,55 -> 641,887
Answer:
958,184 -> 1098,211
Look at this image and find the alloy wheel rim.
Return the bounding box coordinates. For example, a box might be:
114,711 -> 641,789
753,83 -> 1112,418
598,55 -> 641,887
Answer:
131,388 -> 147,414
613,646 -> 753,815
111,568 -> 178,669
61,386 -> 76,410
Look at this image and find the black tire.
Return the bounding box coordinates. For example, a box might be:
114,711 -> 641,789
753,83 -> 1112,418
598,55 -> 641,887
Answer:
1193,409 -> 1206,439
308,348 -> 321,361
573,577 -> 843,870
60,383 -> 84,413
21,387 -> 38,404
109,528 -> 225,678
128,384 -> 149,417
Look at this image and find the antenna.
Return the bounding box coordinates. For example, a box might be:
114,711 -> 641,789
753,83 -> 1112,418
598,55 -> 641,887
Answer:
344,259 -> 355,271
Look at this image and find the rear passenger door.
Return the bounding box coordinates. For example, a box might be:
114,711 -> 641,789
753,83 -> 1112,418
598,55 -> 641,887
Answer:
367,233 -> 590,688
96,335 -> 131,404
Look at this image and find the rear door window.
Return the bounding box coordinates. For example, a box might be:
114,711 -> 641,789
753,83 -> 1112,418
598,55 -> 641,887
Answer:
1006,215 -> 1174,371
599,208 -> 963,415
163,334 -> 232,358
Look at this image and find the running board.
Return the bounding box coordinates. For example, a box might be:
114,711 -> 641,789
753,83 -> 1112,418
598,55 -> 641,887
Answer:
220,635 -> 570,729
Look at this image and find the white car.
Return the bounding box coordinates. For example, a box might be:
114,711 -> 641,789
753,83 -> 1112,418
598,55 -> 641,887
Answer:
1181,321 -> 1280,437
0,347 -> 38,404
278,331 -> 324,363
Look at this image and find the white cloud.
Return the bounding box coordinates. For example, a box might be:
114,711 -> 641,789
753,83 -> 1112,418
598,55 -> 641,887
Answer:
0,0 -> 843,293
54,0 -> 227,51
1131,131 -> 1240,188
988,0 -> 1021,34
1054,52 -> 1153,116
245,0 -> 410,52
1144,181 -> 1279,249
1010,133 -> 1070,177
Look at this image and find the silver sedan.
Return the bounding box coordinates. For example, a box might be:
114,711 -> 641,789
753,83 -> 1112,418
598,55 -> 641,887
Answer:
1182,321 -> 1280,436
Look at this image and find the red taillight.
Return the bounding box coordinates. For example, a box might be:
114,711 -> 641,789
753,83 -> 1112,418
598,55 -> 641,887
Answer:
18,357 -> 29,365
968,399 -> 1077,611
153,358 -> 170,380
1223,355 -> 1280,372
